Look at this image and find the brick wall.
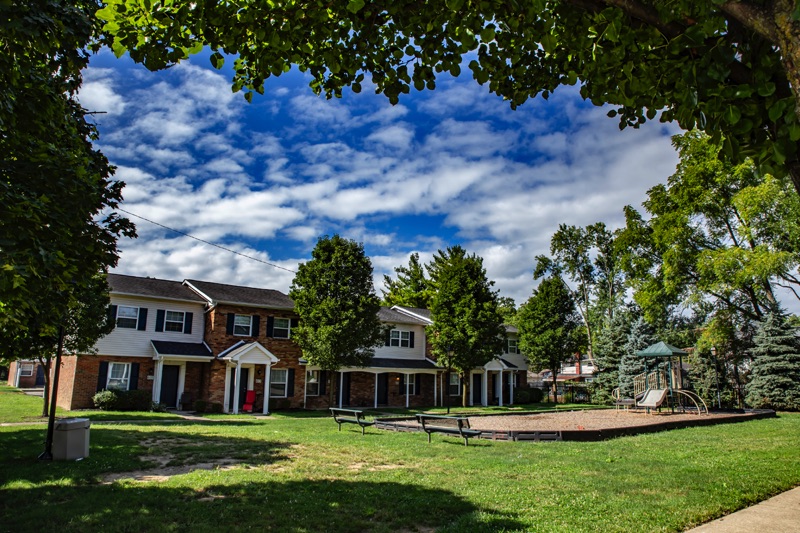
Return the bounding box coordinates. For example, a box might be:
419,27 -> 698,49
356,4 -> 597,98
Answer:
56,355 -> 155,410
7,361 -> 41,388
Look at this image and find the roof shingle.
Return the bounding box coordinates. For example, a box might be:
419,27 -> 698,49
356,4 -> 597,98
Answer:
185,279 -> 294,309
108,273 -> 206,303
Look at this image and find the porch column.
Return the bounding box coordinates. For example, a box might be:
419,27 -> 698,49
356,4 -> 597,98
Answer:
153,357 -> 164,404
263,364 -> 271,415
223,364 -> 232,413
482,371 -> 488,406
339,371 -> 344,408
374,373 -> 378,408
469,372 -> 474,406
433,372 -> 438,406
499,369 -> 504,407
405,372 -> 410,408
233,362 -> 242,414
509,372 -> 515,405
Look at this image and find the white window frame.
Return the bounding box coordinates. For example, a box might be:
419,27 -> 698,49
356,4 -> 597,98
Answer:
270,368 -> 288,397
20,363 -> 34,377
402,374 -> 416,395
107,362 -> 131,391
116,306 -> 139,329
306,370 -> 320,396
507,339 -> 519,354
448,373 -> 460,396
390,330 -> 411,348
273,317 -> 291,339
233,315 -> 253,336
165,310 -> 185,333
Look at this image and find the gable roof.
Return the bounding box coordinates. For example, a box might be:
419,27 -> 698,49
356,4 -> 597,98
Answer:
185,279 -> 294,309
636,341 -> 688,358
392,306 -> 433,323
378,306 -> 430,325
108,273 -> 206,303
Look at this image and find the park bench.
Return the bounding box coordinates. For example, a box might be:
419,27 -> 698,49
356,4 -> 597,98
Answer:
329,408 -> 375,435
415,414 -> 482,446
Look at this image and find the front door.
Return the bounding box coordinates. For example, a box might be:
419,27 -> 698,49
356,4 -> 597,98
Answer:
228,368 -> 250,411
472,373 -> 482,405
376,373 -> 388,405
35,365 -> 45,386
160,365 -> 180,408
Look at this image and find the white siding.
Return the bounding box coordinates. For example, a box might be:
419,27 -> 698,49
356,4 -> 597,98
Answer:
373,323 -> 427,360
94,295 -> 205,357
502,334 -> 528,370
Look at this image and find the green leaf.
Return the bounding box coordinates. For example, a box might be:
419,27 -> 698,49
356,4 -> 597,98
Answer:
210,52 -> 225,69
346,0 -> 365,14
757,82 -> 776,97
725,105 -> 741,125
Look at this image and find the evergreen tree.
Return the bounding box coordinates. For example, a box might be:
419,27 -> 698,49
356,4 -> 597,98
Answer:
426,246 -> 505,410
289,235 -> 386,403
746,312 -> 800,411
517,276 -> 583,403
592,309 -> 633,404
618,317 -> 656,398
382,252 -> 431,308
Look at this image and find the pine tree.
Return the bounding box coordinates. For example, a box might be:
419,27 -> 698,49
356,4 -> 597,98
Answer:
382,253 -> 431,308
746,312 -> 800,411
618,317 -> 656,398
592,310 -> 632,404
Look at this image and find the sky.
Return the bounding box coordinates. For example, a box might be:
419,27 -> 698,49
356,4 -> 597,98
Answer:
79,47 -> 682,306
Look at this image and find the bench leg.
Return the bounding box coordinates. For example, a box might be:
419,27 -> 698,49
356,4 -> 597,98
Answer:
337,422 -> 342,431
427,432 -> 431,444
361,425 -> 366,435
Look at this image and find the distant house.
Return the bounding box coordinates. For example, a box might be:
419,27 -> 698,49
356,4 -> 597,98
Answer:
49,274 -> 528,412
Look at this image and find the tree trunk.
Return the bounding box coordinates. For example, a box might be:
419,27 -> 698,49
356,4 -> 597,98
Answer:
461,372 -> 468,408
40,358 -> 50,417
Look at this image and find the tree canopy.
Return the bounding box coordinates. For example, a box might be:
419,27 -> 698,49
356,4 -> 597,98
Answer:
382,252 -> 432,308
289,235 -> 385,377
1,0 -> 134,356
99,0 -> 800,193
426,246 -> 506,407
746,311 -> 800,411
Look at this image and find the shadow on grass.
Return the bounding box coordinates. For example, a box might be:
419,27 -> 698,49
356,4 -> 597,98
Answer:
1,478 -> 523,532
0,425 -> 292,486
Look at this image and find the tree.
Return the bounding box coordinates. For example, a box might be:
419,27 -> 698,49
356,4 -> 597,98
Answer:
746,311 -> 800,411
496,296 -> 517,325
289,235 -> 386,403
1,275 -> 115,416
425,246 -> 506,410
100,1 -> 800,195
382,252 -> 431,308
517,275 -> 584,402
592,306 -> 634,404
619,132 -> 800,326
617,317 -> 655,399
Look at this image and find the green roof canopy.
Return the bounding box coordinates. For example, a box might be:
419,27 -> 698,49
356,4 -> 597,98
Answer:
635,341 -> 688,358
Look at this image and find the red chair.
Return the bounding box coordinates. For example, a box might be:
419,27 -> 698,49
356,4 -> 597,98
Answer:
242,390 -> 256,413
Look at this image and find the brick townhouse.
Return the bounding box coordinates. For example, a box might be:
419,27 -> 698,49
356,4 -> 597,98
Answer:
46,273 -> 527,413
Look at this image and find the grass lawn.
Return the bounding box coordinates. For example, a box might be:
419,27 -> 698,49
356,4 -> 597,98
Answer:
1,389 -> 799,532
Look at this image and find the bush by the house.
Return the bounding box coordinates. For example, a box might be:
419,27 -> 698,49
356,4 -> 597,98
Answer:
92,389 -> 154,411
209,402 -> 223,413
528,387 -> 544,403
194,400 -> 207,413
514,389 -> 531,403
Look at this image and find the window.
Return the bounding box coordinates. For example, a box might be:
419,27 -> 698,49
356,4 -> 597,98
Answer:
448,373 -> 460,396
116,306 -> 139,329
20,363 -> 34,377
390,330 -> 411,347
107,362 -> 131,390
402,374 -> 415,395
234,315 -> 252,336
270,369 -> 288,397
507,339 -> 519,354
306,370 -> 320,396
165,310 -> 185,332
273,318 -> 291,339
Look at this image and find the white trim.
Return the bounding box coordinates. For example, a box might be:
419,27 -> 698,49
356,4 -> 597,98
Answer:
112,290 -> 206,305
269,368 -> 289,398
390,306 -> 433,324
218,341 -> 279,364
233,314 -> 254,336
263,363 -> 271,415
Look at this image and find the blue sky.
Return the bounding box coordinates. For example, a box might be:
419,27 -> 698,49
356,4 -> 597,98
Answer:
80,48 -> 681,306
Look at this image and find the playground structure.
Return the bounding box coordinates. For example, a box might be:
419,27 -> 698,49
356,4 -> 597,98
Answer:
616,341 -> 708,414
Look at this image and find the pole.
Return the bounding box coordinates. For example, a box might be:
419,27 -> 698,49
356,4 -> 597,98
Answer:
711,347 -> 721,409
39,325 -> 64,461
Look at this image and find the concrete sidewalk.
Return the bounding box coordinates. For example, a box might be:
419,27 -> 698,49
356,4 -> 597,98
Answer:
686,485 -> 800,532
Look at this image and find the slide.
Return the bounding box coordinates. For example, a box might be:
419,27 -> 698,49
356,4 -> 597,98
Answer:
637,388 -> 668,409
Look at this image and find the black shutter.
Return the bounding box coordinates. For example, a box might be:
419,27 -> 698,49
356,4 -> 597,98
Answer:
290,318 -> 299,328
226,313 -> 235,335
155,309 -> 165,332
96,361 -> 108,392
415,373 -> 421,395
398,374 -> 404,395
252,315 -> 260,337
409,331 -> 415,348
320,371 -> 327,395
109,305 -> 117,327
184,312 -> 193,334
266,316 -> 274,337
129,363 -> 140,390
287,368 -> 295,396
137,308 -> 148,331
385,329 -> 391,346
504,340 -> 508,354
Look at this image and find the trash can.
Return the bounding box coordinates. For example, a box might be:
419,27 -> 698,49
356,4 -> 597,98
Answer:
53,418 -> 90,460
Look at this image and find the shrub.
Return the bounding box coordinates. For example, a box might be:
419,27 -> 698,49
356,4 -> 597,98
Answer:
92,389 -> 119,411
115,390 -> 152,411
209,402 -> 223,413
528,387 -> 544,403
514,389 -> 531,403
194,400 -> 207,413
151,402 -> 168,413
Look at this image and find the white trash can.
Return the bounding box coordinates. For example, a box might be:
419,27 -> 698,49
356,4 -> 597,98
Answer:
53,418 -> 90,460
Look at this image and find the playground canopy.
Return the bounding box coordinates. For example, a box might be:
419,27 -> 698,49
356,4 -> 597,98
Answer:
635,341 -> 688,358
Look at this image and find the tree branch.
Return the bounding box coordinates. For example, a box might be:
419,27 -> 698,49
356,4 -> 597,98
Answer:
717,1 -> 779,44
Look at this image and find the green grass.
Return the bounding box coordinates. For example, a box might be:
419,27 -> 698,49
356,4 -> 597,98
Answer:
2,387 -> 799,532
